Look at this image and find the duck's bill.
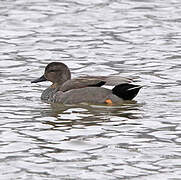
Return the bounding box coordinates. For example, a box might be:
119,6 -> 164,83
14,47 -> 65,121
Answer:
31,75 -> 47,83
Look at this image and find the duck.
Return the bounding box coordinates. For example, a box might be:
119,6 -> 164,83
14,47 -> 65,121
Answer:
31,62 -> 142,105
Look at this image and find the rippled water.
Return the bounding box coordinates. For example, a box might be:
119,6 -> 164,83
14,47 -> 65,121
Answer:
1,0 -> 181,179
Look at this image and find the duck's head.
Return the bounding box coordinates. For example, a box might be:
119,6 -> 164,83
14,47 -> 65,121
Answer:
31,62 -> 71,85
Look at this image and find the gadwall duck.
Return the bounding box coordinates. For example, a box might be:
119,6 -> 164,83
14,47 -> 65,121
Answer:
31,62 -> 142,104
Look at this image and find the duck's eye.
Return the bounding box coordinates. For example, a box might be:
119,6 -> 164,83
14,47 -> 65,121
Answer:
48,69 -> 59,73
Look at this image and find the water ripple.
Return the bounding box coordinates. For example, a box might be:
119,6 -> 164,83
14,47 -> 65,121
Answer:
0,0 -> 181,179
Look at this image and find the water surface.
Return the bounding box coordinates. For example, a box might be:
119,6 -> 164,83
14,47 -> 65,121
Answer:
0,0 -> 181,179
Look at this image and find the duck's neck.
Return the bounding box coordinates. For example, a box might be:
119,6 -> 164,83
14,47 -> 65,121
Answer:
50,82 -> 59,88
54,72 -> 71,87
41,82 -> 64,102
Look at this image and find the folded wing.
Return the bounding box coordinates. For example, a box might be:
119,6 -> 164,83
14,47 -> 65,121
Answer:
60,76 -> 133,92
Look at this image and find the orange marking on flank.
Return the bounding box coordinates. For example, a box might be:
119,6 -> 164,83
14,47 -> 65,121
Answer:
105,99 -> 113,105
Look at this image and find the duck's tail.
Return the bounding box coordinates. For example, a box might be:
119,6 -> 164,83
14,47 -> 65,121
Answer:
112,84 -> 142,100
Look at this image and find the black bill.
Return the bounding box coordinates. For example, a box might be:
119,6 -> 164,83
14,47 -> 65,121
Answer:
31,75 -> 47,83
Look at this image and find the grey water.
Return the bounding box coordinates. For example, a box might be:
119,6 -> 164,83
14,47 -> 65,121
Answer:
0,0 -> 181,179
